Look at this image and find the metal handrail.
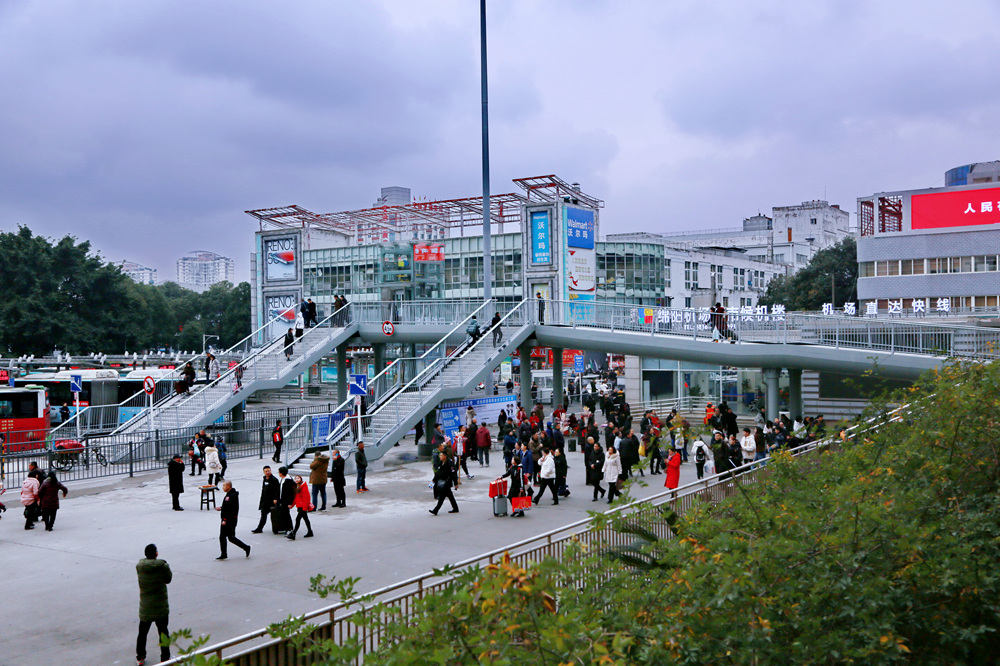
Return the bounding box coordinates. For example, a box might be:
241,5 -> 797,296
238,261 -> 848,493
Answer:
334,300 -> 498,452
162,394 -> 888,666
322,302 -> 492,449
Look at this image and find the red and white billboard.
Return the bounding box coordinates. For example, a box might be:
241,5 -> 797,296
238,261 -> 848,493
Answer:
911,186 -> 1000,230
413,243 -> 445,262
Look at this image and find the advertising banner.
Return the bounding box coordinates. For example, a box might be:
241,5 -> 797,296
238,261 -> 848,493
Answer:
438,394 -> 518,440
563,207 -> 597,322
413,243 -> 445,261
911,185 -> 1000,230
263,236 -> 298,282
320,366 -> 338,383
265,293 -> 299,338
530,211 -> 551,264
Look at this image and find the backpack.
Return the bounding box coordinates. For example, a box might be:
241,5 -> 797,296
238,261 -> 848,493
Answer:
695,446 -> 706,463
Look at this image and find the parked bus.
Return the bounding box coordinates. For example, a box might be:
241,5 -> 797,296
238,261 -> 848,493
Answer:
0,386 -> 51,451
15,369 -> 119,426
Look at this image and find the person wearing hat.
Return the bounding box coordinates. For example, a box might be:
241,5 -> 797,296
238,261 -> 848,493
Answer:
167,452 -> 186,511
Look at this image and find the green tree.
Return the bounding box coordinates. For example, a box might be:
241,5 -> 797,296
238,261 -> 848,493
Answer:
760,236 -> 858,311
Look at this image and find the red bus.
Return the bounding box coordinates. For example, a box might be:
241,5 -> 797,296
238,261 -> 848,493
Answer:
0,386 -> 51,452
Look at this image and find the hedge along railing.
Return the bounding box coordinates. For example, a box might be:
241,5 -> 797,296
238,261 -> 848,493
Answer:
161,424 -> 861,666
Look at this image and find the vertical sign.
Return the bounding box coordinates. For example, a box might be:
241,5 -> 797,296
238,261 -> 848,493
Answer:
564,206 -> 597,322
530,211 -> 551,264
263,236 -> 298,282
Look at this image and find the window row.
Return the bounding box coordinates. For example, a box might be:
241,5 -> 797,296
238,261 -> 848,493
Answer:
859,255 -> 1000,278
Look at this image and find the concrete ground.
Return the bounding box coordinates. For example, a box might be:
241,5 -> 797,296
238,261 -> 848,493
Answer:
0,439 -> 704,666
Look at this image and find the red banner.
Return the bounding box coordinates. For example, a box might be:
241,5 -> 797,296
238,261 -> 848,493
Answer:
413,243 -> 445,262
911,186 -> 1000,230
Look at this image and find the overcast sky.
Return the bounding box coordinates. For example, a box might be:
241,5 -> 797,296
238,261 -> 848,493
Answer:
2,0 -> 999,282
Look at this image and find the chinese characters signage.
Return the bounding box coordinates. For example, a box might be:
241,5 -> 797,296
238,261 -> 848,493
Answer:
413,243 -> 444,262
564,207 -> 597,314
565,207 -> 595,250
911,186 -> 1000,230
530,211 -> 551,264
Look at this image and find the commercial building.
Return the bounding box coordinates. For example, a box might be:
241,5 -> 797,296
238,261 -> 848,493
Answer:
117,260 -> 157,285
611,200 -> 850,276
176,250 -> 236,292
945,161 -> 1000,187
857,171 -> 1000,312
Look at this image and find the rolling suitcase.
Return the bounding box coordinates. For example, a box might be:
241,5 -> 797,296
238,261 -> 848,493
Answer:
493,495 -> 509,517
489,478 -> 508,498
270,506 -> 289,534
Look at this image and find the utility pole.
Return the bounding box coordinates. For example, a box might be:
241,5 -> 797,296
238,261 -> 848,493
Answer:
480,0 -> 492,301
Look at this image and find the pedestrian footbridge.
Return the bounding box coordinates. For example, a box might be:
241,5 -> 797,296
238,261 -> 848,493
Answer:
54,298 -> 999,466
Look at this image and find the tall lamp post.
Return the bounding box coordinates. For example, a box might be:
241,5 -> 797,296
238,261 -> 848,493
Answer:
202,334 -> 219,354
480,0 -> 492,301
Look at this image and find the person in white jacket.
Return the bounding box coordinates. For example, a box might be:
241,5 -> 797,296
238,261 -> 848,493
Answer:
739,427 -> 756,466
204,444 -> 223,486
690,437 -> 713,480
602,445 -> 623,504
533,449 -> 559,505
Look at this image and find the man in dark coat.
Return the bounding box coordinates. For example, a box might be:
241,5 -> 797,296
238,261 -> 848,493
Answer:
553,447 -> 569,497
271,420 -> 284,463
585,438 -> 606,500
216,481 -> 251,560
307,299 -> 318,327
355,441 -> 369,492
167,453 -> 185,511
429,452 -> 459,515
251,465 -> 280,533
136,543 -> 172,665
330,449 -> 347,507
276,466 -> 296,533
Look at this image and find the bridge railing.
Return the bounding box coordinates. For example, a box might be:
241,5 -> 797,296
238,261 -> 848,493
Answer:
544,299 -> 1000,359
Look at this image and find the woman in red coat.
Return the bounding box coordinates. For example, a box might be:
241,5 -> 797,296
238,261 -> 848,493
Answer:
664,449 -> 681,491
286,475 -> 314,540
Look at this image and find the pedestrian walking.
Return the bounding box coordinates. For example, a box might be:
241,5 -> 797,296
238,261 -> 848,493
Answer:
355,441 -> 369,492
602,445 -> 623,504
309,451 -> 329,511
466,315 -> 481,344
167,452 -> 185,511
37,472 -> 68,531
216,437 -> 228,478
307,299 -> 318,328
283,328 -> 295,361
502,457 -> 528,517
429,452 -> 459,515
20,470 -> 40,530
286,475 -> 314,540
136,544 -> 172,666
553,447 -> 569,497
277,466 -> 295,532
330,449 -> 347,508
187,436 -> 205,476
533,448 -> 559,505
691,437 -> 712,480
251,465 -> 280,533
490,311 -> 503,346
294,312 -> 305,338
300,298 -> 310,328
476,422 -> 491,467
414,419 -> 424,447
216,481 -> 251,560
664,448 -> 681,492
585,439 -> 606,501
271,419 -> 284,463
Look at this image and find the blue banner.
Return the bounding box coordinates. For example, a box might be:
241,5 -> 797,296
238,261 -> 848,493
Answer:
566,207 -> 595,249
530,210 -> 551,264
574,355 -> 585,373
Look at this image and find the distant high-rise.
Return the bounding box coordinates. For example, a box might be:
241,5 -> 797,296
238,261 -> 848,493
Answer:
374,186 -> 411,207
176,251 -> 235,292
118,260 -> 157,285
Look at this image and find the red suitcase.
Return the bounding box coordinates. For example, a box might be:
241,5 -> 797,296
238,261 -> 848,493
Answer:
488,478 -> 508,498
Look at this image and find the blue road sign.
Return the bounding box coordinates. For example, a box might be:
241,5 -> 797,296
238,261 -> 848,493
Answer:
349,373 -> 368,396
70,374 -> 83,393
573,355 -> 584,373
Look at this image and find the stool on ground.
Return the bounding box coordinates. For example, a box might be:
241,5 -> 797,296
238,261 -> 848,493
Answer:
200,485 -> 218,510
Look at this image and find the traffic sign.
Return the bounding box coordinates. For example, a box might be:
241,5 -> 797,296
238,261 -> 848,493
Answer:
574,355 -> 585,373
0,369 -> 8,383
349,373 -> 368,396
143,376 -> 156,395
70,374 -> 83,394
382,321 -> 395,336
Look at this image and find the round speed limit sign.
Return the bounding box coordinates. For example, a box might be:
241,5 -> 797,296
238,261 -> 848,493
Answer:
382,321 -> 395,336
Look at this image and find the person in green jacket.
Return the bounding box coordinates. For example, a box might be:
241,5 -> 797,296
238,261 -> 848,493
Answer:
136,543 -> 172,665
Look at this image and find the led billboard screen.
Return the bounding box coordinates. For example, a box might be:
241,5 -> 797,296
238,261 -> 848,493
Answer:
911,186 -> 1000,230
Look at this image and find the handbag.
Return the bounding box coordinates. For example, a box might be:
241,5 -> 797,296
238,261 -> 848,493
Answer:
638,442 -> 646,457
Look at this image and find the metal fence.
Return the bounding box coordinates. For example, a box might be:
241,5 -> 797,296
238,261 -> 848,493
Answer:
160,424 -> 849,665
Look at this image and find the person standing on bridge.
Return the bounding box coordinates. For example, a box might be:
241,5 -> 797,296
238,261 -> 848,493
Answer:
135,543 -> 172,666
271,420 -> 284,463
216,480 -> 251,559
536,292 -> 545,324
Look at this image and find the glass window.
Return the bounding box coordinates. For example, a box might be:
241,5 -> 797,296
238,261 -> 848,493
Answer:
911,259 -> 925,275
875,261 -> 888,277
900,259 -> 912,275
887,260 -> 899,276
858,261 -> 874,278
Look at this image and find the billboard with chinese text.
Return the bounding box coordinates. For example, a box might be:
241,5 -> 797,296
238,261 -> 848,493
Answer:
911,186 -> 1000,230
530,210 -> 551,264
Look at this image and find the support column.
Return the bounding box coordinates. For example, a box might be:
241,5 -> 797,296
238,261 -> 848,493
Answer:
519,342 -> 533,414
374,343 -> 386,374
552,347 -> 563,409
763,368 -> 780,423
336,344 -> 348,406
788,368 -> 802,421
417,406 -> 436,460
230,402 -> 245,445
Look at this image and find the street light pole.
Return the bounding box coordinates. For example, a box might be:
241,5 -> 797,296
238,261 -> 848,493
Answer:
480,0 -> 492,302
202,334 -> 219,354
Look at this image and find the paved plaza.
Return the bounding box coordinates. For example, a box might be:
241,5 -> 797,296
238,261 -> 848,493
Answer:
0,442 -> 702,665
